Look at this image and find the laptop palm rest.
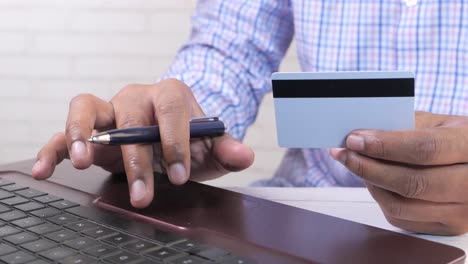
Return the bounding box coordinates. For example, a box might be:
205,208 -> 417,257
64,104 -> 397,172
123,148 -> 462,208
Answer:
96,173 -> 465,264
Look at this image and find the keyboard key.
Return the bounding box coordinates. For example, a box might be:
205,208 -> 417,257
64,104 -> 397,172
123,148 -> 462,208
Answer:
147,229 -> 183,245
220,256 -> 257,264
14,202 -> 45,212
0,243 -> 17,256
45,229 -> 79,242
104,251 -> 145,264
27,223 -> 61,235
4,232 -> 39,245
0,210 -> 27,222
0,225 -> 21,237
0,179 -> 13,187
40,247 -> 75,261
145,247 -> 184,261
65,220 -> 97,232
15,188 -> 46,199
122,240 -> 159,253
170,255 -> 207,264
66,206 -> 182,243
83,244 -> 120,258
102,233 -> 138,246
21,239 -> 57,253
0,251 -> 35,264
0,196 -> 29,206
49,200 -> 79,210
0,205 -> 10,214
30,207 -> 61,218
193,247 -> 229,261
11,217 -> 44,229
1,184 -> 27,192
28,260 -> 49,264
60,254 -> 98,264
33,195 -> 62,204
48,213 -> 80,226
64,237 -> 99,251
172,240 -> 205,252
82,226 -> 117,239
0,191 -> 14,201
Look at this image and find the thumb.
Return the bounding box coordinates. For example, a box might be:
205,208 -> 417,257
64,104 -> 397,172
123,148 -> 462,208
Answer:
212,134 -> 255,172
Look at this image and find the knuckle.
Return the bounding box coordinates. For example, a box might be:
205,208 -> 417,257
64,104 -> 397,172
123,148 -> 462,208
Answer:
385,195 -> 404,218
51,132 -> 64,142
118,113 -> 139,128
368,136 -> 389,159
120,83 -> 140,93
355,159 -> 365,178
413,136 -> 439,163
113,84 -> 145,101
403,172 -> 426,198
161,78 -> 188,90
66,120 -> 82,138
346,153 -> 367,179
125,156 -> 145,177
69,93 -> 95,108
369,135 -> 387,158
156,97 -> 186,117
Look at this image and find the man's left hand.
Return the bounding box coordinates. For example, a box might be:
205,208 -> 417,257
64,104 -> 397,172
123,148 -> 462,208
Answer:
330,111 -> 468,235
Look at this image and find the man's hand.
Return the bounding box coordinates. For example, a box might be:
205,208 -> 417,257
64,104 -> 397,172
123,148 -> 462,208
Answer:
330,111 -> 468,235
32,79 -> 254,208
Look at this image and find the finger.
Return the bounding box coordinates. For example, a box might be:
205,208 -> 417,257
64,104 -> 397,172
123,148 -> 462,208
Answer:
120,144 -> 154,208
383,215 -> 459,236
415,111 -> 446,129
415,111 -> 468,129
344,126 -> 468,165
92,143 -> 125,173
113,85 -> 155,208
212,134 -> 255,173
366,184 -> 468,228
32,133 -> 68,180
152,80 -> 192,185
182,94 -> 254,182
66,94 -> 115,169
190,134 -> 255,182
329,149 -> 468,202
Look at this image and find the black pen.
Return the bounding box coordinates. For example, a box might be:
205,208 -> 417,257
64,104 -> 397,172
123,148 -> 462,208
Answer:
88,116 -> 225,145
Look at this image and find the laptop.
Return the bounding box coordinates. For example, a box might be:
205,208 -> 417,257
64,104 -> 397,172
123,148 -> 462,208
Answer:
0,159 -> 464,264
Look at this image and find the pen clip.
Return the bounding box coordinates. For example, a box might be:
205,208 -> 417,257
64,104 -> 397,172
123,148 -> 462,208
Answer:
190,116 -> 219,123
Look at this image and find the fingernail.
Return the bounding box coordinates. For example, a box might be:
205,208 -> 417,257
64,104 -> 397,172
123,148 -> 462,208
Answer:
169,163 -> 186,184
347,134 -> 365,151
71,141 -> 87,160
330,148 -> 347,164
131,179 -> 146,202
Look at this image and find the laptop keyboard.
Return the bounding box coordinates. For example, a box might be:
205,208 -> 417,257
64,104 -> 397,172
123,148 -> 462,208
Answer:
0,179 -> 255,264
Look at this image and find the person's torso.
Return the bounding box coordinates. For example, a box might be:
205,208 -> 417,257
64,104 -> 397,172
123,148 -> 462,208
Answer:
262,0 -> 468,187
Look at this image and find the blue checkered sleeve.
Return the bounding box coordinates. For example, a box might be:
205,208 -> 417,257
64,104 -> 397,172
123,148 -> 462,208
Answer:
161,0 -> 294,140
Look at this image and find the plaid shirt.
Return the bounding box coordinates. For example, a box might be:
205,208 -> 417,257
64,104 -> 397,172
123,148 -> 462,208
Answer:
163,0 -> 468,187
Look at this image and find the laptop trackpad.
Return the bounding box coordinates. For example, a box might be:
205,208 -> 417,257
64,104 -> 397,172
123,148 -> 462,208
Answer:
96,172 -> 258,232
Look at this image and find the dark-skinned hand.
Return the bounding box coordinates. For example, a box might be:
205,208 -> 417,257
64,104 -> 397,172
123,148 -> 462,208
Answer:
32,79 -> 254,208
330,111 -> 468,235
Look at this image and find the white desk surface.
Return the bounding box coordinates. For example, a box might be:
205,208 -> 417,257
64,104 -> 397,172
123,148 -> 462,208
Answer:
228,187 -> 468,253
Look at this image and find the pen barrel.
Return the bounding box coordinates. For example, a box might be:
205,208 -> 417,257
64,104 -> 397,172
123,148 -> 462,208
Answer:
189,121 -> 225,139
107,120 -> 225,145
108,127 -> 161,145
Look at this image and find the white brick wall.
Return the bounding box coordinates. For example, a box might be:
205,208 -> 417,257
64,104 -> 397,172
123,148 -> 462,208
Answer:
0,0 -> 299,186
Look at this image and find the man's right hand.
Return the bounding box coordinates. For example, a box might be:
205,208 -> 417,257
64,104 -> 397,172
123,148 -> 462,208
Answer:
31,79 -> 255,208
